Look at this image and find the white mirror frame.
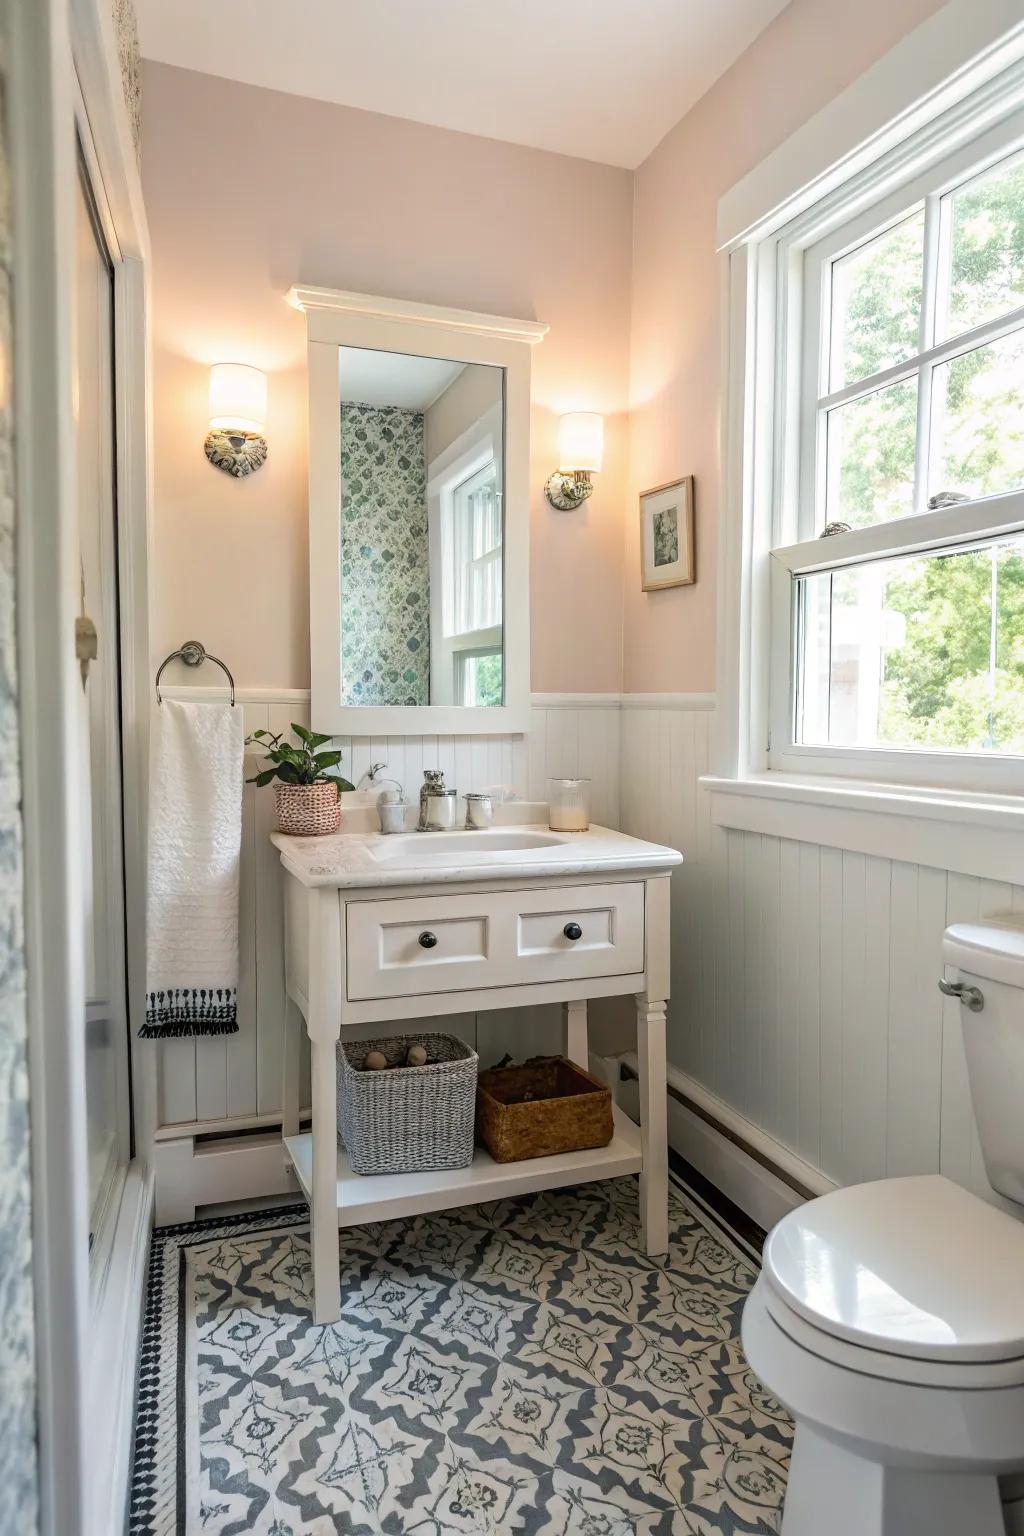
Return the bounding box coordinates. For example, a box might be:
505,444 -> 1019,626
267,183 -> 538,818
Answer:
290,285 -> 546,735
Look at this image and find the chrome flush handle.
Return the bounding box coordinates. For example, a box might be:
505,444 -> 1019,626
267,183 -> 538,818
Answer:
938,977 -> 984,1012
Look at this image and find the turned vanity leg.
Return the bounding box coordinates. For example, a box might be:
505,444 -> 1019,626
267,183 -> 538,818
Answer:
636,993 -> 669,1257
563,998 -> 588,1069
281,995 -> 302,1143
309,1035 -> 341,1324
306,888 -> 342,1326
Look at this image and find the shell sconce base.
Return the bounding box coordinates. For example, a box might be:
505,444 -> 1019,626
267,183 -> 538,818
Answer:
204,428 -> 268,477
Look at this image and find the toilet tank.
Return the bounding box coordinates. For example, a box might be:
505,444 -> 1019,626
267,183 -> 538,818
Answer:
943,914 -> 1024,1206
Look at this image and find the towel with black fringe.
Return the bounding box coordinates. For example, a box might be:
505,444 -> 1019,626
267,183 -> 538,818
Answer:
141,699 -> 243,1038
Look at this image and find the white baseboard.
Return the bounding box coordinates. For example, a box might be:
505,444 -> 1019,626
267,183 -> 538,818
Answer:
87,1163 -> 153,1536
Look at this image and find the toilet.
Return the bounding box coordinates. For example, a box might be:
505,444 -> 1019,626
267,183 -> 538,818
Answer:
742,915 -> 1024,1536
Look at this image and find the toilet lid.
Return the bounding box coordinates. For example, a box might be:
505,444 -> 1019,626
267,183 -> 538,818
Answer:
763,1175 -> 1024,1363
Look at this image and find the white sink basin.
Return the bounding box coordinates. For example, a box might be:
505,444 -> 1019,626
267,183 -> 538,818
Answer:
369,828 -> 566,864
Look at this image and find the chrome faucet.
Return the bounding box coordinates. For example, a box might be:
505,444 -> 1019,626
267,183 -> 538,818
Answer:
418,769 -> 457,832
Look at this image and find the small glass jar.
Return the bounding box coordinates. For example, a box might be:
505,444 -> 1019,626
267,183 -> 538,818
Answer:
548,777 -> 591,832
464,792 -> 494,830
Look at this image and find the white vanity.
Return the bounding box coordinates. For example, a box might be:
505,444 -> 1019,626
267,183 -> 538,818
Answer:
271,285 -> 682,1323
274,818 -> 681,1323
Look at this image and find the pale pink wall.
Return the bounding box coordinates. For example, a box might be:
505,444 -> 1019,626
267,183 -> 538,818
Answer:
624,0 -> 945,693
144,63 -> 633,691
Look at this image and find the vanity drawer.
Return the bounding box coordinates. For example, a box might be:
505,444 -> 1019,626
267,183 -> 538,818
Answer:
345,882 -> 645,1002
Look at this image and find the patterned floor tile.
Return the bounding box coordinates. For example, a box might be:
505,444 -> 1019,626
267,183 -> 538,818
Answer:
129,1178 -> 791,1535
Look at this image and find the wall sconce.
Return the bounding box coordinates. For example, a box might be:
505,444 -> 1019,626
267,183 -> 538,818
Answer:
204,363 -> 268,477
545,412 -> 603,510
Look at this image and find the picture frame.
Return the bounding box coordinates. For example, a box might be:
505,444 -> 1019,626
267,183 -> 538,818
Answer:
639,476 -> 695,591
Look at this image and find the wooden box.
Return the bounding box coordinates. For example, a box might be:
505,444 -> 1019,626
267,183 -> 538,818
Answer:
476,1056 -> 614,1163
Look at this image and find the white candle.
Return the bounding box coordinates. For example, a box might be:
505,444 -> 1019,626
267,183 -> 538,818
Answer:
549,806 -> 589,832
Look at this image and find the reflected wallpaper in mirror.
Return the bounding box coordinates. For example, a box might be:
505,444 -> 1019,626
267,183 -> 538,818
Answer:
339,347 -> 504,707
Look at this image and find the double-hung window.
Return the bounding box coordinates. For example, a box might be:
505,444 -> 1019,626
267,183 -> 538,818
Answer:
765,97 -> 1024,795
445,459 -> 503,706
427,438 -> 505,708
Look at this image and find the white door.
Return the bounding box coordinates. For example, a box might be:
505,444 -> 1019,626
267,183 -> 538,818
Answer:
74,150 -> 131,1267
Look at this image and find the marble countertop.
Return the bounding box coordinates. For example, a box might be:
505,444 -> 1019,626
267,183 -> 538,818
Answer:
270,820 -> 683,890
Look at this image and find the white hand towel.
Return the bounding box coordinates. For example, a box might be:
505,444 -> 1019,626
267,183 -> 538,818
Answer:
142,699 -> 244,1037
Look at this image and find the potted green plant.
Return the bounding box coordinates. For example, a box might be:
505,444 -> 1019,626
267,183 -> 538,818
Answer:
245,725 -> 354,836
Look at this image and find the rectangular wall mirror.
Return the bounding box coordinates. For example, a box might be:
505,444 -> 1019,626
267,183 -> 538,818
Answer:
340,347 -> 504,709
295,287 -> 545,735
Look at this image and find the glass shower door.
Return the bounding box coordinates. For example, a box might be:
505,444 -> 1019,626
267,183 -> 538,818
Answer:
74,152 -> 131,1260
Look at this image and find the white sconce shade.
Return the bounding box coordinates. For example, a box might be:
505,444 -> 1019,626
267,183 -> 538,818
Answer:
558,412 -> 604,474
208,363 -> 267,434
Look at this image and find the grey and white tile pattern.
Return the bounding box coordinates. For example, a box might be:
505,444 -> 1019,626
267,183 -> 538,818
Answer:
131,1179 -> 790,1534
0,34 -> 40,1536
341,402 -> 431,707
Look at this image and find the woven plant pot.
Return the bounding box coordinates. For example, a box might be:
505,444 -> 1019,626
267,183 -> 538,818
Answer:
273,780 -> 341,836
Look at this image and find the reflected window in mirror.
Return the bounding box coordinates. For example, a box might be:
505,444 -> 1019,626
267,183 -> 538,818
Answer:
338,345 -> 504,709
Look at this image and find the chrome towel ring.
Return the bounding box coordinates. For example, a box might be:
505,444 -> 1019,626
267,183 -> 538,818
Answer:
155,640 -> 236,706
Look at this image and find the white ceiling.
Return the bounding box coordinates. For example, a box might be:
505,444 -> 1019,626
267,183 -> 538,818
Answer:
136,0 -> 791,169
339,348 -> 466,411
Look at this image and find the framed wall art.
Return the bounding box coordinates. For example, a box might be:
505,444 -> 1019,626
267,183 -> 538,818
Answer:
639,476 -> 694,590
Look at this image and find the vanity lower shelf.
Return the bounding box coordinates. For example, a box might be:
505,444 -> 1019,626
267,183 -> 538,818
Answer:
283,1103 -> 642,1227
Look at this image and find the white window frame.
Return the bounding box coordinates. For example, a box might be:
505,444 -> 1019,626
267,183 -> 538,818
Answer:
767,107 -> 1024,795
446,458 -> 502,645
454,644 -> 503,707
713,10 -> 1024,828
426,402 -> 504,706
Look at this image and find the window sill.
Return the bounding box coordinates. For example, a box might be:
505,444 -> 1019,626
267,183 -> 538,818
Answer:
700,772 -> 1024,884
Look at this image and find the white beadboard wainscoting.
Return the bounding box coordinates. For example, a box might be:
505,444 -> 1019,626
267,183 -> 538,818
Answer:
150,685 -> 1017,1223
150,688 -> 624,1219
619,701 -> 1024,1216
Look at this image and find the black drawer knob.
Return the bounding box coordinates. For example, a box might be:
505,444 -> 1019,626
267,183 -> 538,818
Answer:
418,930 -> 438,949
563,922 -> 582,941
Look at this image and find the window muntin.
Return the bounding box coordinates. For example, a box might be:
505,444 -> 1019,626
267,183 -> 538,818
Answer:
772,116 -> 1024,784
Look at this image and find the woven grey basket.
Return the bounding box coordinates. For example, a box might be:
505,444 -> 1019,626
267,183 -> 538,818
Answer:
336,1033 -> 478,1175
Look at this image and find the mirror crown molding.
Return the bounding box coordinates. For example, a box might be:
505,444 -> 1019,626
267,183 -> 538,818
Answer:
287,285 -> 549,346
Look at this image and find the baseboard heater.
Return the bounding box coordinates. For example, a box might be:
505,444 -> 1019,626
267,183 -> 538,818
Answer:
619,1059 -> 816,1201
615,1053 -> 835,1230
152,1113 -> 311,1225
